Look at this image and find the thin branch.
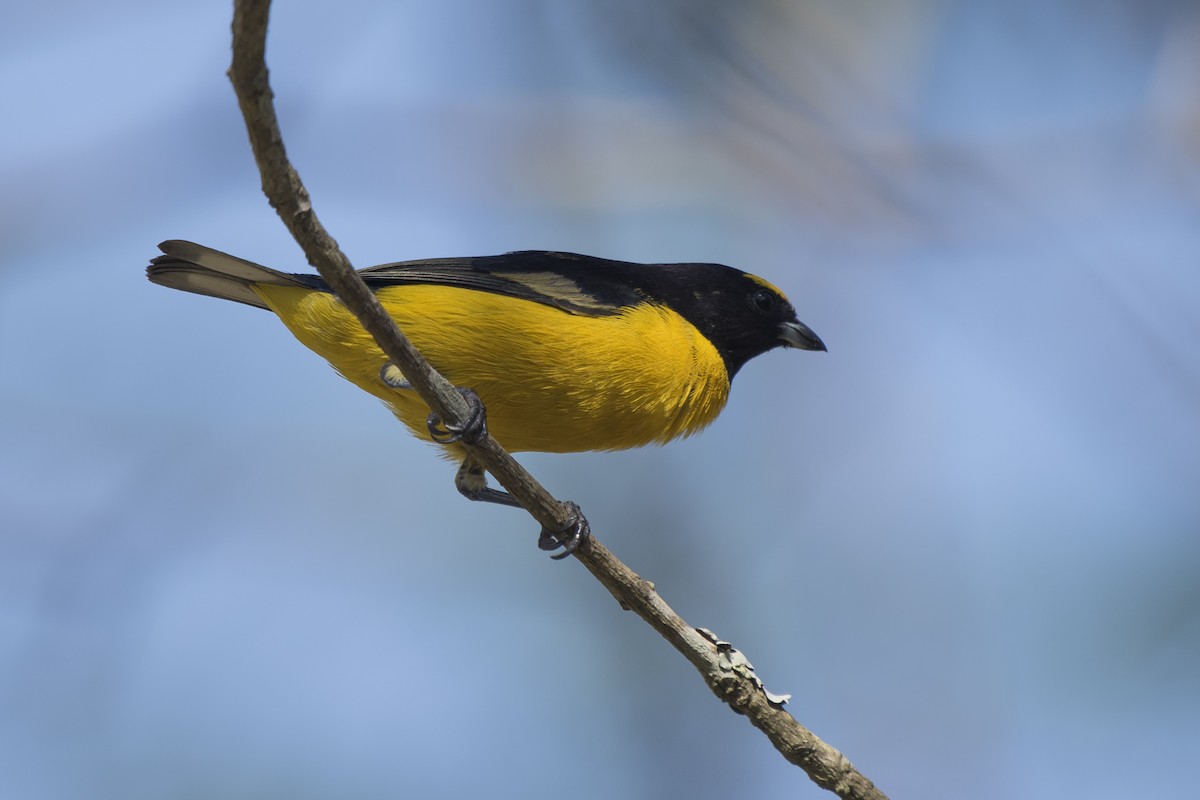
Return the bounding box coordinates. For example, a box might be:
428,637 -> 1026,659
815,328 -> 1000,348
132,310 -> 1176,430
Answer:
226,2 -> 887,798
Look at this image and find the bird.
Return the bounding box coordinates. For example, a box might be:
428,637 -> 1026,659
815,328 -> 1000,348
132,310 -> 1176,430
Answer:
147,240 -> 826,555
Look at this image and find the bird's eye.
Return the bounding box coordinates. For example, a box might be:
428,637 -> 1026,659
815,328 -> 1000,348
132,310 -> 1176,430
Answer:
749,288 -> 777,315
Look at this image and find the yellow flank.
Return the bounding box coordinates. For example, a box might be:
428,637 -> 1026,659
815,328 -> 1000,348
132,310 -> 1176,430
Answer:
253,284 -> 732,454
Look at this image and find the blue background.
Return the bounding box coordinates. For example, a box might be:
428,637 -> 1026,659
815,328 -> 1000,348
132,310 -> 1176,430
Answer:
2,2 -> 1198,798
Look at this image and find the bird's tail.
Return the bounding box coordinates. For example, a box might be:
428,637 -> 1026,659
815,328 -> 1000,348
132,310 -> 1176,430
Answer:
147,240 -> 316,309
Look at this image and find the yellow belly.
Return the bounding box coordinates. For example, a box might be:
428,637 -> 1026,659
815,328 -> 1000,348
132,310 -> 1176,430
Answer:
254,284 -> 731,454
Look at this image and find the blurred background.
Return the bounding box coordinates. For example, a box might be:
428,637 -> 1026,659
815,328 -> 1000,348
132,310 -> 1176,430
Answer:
2,1 -> 1198,798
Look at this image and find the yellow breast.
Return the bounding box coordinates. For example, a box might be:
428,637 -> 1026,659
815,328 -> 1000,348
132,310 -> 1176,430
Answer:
254,284 -> 732,454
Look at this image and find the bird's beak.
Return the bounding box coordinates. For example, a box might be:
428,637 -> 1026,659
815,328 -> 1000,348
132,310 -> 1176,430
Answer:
779,319 -> 827,352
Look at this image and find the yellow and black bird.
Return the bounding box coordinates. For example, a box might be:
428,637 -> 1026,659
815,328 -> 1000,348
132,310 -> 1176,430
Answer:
147,241 -> 825,554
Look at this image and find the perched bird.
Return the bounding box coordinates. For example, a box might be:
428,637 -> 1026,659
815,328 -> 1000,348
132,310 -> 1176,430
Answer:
147,240 -> 825,554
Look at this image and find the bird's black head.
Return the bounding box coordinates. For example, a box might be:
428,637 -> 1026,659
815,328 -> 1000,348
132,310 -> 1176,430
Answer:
636,264 -> 826,379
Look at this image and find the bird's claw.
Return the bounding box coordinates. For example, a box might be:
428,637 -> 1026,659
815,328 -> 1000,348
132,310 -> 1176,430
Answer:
427,387 -> 487,445
537,501 -> 590,560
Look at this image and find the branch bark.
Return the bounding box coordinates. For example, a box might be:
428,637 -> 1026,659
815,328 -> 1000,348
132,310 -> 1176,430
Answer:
227,2 -> 887,798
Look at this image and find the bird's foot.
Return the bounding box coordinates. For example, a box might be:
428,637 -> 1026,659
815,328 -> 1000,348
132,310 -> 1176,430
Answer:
427,387 -> 487,445
537,501 -> 590,560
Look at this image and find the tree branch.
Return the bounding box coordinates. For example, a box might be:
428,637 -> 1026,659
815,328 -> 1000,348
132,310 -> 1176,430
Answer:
226,2 -> 887,798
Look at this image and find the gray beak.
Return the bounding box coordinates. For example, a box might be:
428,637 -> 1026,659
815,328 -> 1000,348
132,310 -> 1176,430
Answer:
779,319 -> 827,352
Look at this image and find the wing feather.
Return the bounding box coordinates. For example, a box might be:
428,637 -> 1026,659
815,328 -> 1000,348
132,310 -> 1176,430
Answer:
356,251 -> 643,316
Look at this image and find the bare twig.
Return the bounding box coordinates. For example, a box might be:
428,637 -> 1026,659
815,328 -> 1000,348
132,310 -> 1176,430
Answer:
226,2 -> 886,798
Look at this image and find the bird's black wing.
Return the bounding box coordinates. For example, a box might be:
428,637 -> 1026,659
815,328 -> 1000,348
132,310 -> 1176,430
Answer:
354,251 -> 649,316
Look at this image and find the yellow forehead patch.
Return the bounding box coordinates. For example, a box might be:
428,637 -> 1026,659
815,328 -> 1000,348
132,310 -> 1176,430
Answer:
746,273 -> 790,302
